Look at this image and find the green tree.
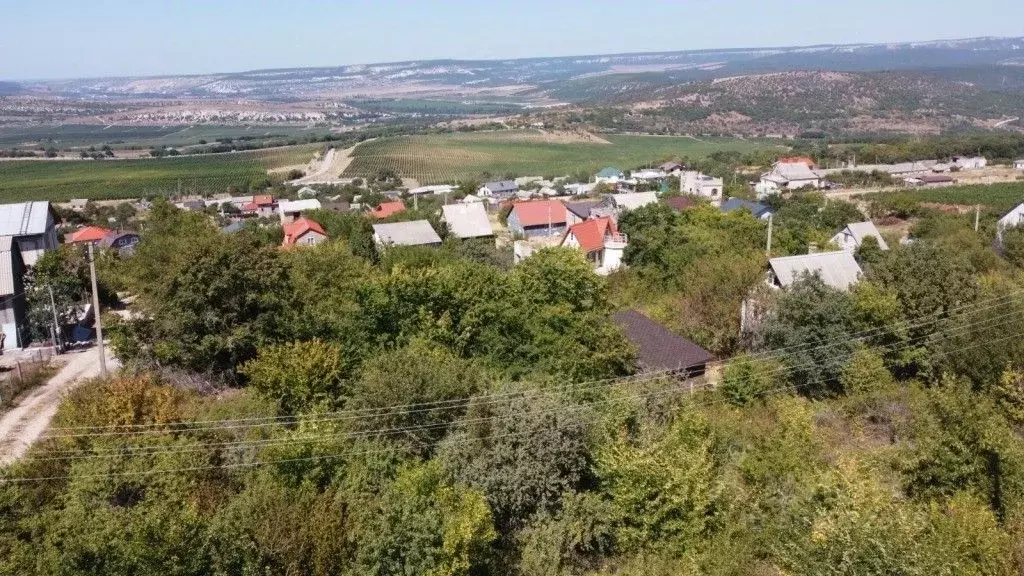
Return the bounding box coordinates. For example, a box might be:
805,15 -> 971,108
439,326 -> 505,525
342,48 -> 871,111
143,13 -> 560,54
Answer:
239,339 -> 356,414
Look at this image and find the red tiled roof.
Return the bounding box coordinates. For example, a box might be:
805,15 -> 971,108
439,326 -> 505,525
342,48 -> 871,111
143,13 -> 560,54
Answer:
511,200 -> 567,227
253,194 -> 275,206
282,217 -> 326,247
68,226 -> 113,244
372,201 -> 406,219
564,216 -> 617,253
240,202 -> 259,212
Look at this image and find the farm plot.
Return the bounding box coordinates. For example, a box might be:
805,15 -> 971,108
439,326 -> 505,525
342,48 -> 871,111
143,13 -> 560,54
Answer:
342,130 -> 773,183
863,181 -> 1024,213
0,144 -> 323,202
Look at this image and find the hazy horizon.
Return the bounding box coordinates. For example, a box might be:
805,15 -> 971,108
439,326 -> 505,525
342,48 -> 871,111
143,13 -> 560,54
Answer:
3,0 -> 1024,81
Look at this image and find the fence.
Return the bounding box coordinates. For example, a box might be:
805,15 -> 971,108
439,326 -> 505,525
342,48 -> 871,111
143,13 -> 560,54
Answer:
0,348 -> 56,410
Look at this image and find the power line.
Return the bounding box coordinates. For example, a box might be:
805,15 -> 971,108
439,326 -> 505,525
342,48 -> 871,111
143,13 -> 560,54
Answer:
41,286 -> 1024,437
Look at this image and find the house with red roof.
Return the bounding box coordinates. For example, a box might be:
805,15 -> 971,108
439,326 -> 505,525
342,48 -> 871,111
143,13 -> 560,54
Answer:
66,226 -> 113,245
241,194 -> 277,218
560,216 -> 628,275
371,200 -> 407,219
281,217 -> 328,248
507,200 -> 567,238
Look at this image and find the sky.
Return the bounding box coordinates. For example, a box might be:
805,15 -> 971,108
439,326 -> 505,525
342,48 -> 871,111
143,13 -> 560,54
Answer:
2,0 -> 1023,80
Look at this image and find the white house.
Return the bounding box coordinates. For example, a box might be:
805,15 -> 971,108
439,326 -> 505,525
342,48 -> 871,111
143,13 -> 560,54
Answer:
830,221 -> 890,252
477,180 -> 518,199
595,167 -> 625,185
759,162 -> 821,192
952,156 -> 987,170
680,171 -> 724,206
630,169 -> 668,181
278,199 -> 322,224
1013,159 -> 1024,171
0,201 -> 59,267
561,216 -> 628,275
564,183 -> 596,196
997,202 -> 1024,244
768,251 -> 863,291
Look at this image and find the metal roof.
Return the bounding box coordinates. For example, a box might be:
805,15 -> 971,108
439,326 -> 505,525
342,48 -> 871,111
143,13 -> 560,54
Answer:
611,192 -> 658,211
278,199 -> 322,214
0,236 -> 17,296
769,251 -> 863,290
372,220 -> 442,246
0,201 -> 51,237
843,221 -> 890,250
481,180 -> 518,193
442,203 -> 493,239
721,198 -> 772,218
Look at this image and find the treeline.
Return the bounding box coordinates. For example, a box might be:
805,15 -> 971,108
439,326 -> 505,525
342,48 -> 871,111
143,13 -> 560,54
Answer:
1,195 -> 1023,574
796,132 -> 1024,165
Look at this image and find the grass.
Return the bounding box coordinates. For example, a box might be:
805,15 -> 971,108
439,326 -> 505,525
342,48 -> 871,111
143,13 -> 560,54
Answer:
342,130 -> 775,183
861,181 -> 1024,212
0,144 -> 323,202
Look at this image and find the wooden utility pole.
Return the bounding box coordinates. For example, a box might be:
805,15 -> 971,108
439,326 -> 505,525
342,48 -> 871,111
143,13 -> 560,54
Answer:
47,285 -> 61,353
975,205 -> 981,232
765,213 -> 774,257
87,244 -> 107,377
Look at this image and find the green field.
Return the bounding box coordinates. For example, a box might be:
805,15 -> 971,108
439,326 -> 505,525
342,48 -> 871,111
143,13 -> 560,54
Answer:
341,130 -> 775,183
0,124 -> 335,150
862,181 -> 1024,212
0,144 -> 322,202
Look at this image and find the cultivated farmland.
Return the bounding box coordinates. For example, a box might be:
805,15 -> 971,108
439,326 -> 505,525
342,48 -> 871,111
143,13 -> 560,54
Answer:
863,181 -> 1024,212
0,144 -> 324,202
341,130 -> 775,183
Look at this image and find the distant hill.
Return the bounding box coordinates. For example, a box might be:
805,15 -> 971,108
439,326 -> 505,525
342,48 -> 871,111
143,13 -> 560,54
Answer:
12,36 -> 1024,102
0,81 -> 22,96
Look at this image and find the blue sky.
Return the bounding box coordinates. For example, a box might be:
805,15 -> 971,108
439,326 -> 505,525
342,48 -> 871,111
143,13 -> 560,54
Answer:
2,0 -> 1023,80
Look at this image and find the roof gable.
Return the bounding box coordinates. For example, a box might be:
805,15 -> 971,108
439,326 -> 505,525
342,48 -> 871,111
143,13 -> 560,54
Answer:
69,226 -> 112,243
442,203 -> 493,238
372,220 -> 442,246
564,216 -> 617,253
372,201 -> 407,219
769,251 -> 863,290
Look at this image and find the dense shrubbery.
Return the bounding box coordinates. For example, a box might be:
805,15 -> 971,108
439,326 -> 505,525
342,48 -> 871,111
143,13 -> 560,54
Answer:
2,196 -> 1024,574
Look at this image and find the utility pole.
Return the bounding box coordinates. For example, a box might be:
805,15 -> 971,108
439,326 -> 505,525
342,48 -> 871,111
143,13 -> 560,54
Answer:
413,194 -> 419,211
87,244 -> 107,377
975,205 -> 981,232
765,213 -> 774,258
47,285 -> 62,353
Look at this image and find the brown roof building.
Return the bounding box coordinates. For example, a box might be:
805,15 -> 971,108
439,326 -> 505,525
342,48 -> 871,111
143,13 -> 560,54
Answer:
612,310 -> 714,375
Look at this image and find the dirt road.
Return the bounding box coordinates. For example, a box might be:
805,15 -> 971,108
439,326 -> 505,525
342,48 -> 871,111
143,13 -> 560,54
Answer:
288,140 -> 366,185
0,347 -> 118,465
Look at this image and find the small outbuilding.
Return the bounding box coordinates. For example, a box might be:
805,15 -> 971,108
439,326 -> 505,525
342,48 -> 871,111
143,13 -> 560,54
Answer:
612,310 -> 713,376
372,220 -> 442,248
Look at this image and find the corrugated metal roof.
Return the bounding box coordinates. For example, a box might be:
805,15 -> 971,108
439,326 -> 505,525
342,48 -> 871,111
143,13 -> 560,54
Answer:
769,251 -> 863,290
0,201 -> 51,237
0,236 -> 16,296
721,198 -> 773,218
442,203 -> 493,239
482,180 -> 518,193
372,220 -> 442,246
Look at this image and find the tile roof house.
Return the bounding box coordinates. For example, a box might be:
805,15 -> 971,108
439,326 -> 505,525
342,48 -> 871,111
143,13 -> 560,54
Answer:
441,203 -> 494,239
371,200 -> 407,219
612,310 -> 713,375
507,200 -> 568,238
721,198 -> 774,220
831,221 -> 890,252
282,217 -> 328,248
610,192 -> 658,212
768,251 -> 863,291
372,220 -> 443,248
0,236 -> 27,350
0,201 -> 59,267
663,196 -> 696,212
66,226 -> 112,245
561,216 -> 628,275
